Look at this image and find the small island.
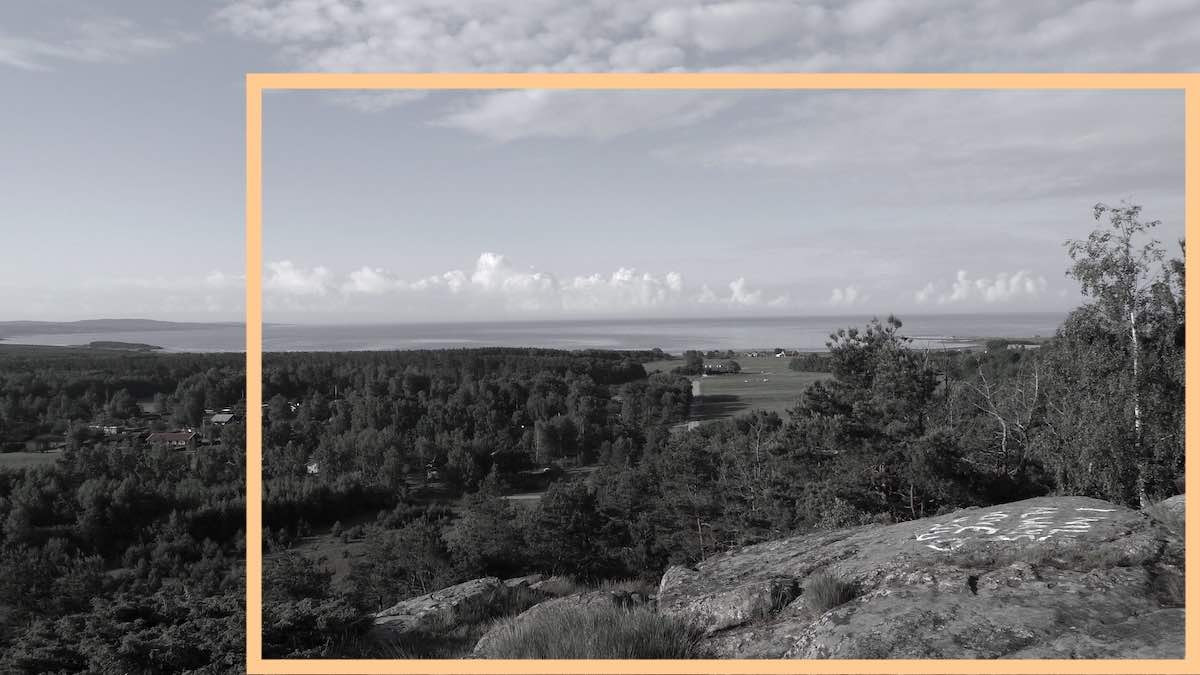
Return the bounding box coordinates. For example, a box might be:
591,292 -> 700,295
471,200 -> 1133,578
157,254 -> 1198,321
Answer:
86,341 -> 162,352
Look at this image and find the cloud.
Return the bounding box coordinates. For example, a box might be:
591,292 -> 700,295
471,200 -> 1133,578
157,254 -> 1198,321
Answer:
728,277 -> 762,305
0,18 -> 189,70
258,252 -> 797,319
206,270 -> 247,289
265,260 -> 333,296
659,90 -> 1183,205
914,282 -> 936,305
828,285 -> 867,307
916,270 -> 1049,305
649,2 -> 823,52
218,0 -> 1200,74
437,90 -> 737,142
342,266 -> 394,294
216,0 -> 1200,133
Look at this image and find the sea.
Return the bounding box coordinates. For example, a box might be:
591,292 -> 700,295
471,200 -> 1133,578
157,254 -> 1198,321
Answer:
1,313 -> 1066,354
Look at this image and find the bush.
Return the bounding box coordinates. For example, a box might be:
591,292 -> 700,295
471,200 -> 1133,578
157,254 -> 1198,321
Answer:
481,604 -> 707,658
804,571 -> 857,612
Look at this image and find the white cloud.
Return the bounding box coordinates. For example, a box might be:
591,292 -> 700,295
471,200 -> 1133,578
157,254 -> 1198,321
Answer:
258,252 -> 794,318
828,285 -> 867,307
204,270 -> 245,290
265,260 -> 332,296
0,18 -> 189,70
342,266 -> 395,294
649,2 -> 822,53
914,282 -> 936,304
216,0 -> 1200,135
437,90 -> 737,142
916,269 -> 1049,305
728,277 -> 762,305
218,0 -> 1200,75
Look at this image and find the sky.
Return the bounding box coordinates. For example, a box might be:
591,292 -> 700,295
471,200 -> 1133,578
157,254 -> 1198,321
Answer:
0,1 -> 1193,323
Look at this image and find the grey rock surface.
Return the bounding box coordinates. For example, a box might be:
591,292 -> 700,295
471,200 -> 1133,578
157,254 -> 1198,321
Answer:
656,496 -> 1183,658
369,576 -> 507,641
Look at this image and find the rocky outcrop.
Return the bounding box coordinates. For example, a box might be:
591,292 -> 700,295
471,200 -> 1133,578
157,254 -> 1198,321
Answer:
656,496 -> 1184,658
369,577 -> 511,641
1151,494 -> 1185,525
372,496 -> 1182,659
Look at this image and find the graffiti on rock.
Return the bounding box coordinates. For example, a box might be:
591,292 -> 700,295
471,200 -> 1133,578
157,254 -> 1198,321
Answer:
916,506 -> 1115,552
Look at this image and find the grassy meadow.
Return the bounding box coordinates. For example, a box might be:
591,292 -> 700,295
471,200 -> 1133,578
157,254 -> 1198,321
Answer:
645,352 -> 833,422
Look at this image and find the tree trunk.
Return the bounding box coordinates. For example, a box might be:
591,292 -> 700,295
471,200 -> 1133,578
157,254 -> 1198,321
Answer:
1130,306 -> 1148,508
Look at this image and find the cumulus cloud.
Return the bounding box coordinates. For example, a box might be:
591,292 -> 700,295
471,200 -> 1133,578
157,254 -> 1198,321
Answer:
728,277 -> 762,305
342,266 -> 394,294
265,260 -> 333,296
916,270 -> 1049,305
828,285 -> 867,307
258,252 -> 796,319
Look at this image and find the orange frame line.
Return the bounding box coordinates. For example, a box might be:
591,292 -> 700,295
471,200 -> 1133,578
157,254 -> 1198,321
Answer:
245,72 -> 1200,675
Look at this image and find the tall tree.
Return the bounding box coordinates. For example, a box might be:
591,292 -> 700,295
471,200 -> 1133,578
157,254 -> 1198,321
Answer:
1064,202 -> 1167,506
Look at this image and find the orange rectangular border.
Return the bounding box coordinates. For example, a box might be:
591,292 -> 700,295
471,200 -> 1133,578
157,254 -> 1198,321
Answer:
246,72 -> 1200,674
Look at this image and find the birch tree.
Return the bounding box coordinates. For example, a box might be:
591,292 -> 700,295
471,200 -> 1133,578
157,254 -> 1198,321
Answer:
1064,202 -> 1165,506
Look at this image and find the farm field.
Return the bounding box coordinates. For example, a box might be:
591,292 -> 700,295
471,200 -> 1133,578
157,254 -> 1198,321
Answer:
645,353 -> 832,422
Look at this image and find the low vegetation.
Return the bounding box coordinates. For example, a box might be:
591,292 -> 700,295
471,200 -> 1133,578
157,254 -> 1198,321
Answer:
804,571 -> 859,612
480,604 -> 708,659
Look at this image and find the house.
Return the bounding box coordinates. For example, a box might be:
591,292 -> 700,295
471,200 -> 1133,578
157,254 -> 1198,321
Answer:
306,460 -> 320,475
210,413 -> 237,426
146,431 -> 197,449
28,434 -> 66,452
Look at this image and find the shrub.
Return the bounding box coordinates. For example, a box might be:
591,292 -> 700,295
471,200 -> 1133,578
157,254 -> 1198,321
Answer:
804,571 -> 857,612
481,604 -> 707,658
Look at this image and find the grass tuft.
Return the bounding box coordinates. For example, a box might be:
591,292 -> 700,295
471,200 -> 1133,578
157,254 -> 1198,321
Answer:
804,571 -> 858,612
479,604 -> 707,659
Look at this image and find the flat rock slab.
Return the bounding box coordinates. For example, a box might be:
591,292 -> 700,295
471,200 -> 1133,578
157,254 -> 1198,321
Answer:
370,577 -> 506,640
656,496 -> 1183,659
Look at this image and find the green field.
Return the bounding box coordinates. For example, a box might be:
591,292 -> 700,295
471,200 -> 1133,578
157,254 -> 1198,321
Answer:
645,353 -> 832,422
0,450 -> 61,470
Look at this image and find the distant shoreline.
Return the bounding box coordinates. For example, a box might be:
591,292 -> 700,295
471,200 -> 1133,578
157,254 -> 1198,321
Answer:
0,313 -> 1064,354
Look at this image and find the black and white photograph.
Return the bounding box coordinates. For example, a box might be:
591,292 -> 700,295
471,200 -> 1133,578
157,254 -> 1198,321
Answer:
251,84 -> 1187,660
0,1 -> 1194,671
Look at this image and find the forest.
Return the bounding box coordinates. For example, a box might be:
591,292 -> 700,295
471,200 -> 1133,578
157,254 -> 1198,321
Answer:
0,203 -> 1184,667
0,347 -> 246,672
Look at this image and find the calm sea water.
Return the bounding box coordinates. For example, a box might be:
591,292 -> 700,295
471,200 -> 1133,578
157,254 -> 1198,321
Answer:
3,313 -> 1065,354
